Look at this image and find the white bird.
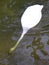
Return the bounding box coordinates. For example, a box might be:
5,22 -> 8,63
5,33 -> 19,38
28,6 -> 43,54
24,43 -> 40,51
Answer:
9,4 -> 43,53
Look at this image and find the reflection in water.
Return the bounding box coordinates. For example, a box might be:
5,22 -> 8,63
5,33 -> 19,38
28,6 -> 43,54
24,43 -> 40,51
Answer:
0,0 -> 49,65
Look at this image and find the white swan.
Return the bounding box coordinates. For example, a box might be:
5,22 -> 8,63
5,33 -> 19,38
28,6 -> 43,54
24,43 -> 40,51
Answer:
9,4 -> 44,53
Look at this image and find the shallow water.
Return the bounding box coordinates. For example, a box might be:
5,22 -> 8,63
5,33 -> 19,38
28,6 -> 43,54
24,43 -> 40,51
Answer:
0,0 -> 49,65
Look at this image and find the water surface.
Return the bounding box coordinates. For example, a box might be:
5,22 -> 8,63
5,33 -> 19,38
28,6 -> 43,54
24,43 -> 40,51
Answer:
0,0 -> 49,65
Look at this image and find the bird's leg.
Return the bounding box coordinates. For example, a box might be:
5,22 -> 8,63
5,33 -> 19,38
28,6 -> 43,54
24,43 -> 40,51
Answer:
9,30 -> 27,53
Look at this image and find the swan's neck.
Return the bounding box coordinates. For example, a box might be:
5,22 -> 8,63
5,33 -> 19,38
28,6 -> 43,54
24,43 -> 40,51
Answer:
9,29 -> 28,53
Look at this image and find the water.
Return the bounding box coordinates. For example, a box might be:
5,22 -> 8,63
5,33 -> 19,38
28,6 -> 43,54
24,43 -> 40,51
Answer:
0,0 -> 49,65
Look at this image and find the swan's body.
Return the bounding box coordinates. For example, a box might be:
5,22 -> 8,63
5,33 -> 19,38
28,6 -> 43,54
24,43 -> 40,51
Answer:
9,4 -> 43,53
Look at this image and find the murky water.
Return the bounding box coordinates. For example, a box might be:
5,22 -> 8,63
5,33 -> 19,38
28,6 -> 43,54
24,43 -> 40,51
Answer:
0,0 -> 49,65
